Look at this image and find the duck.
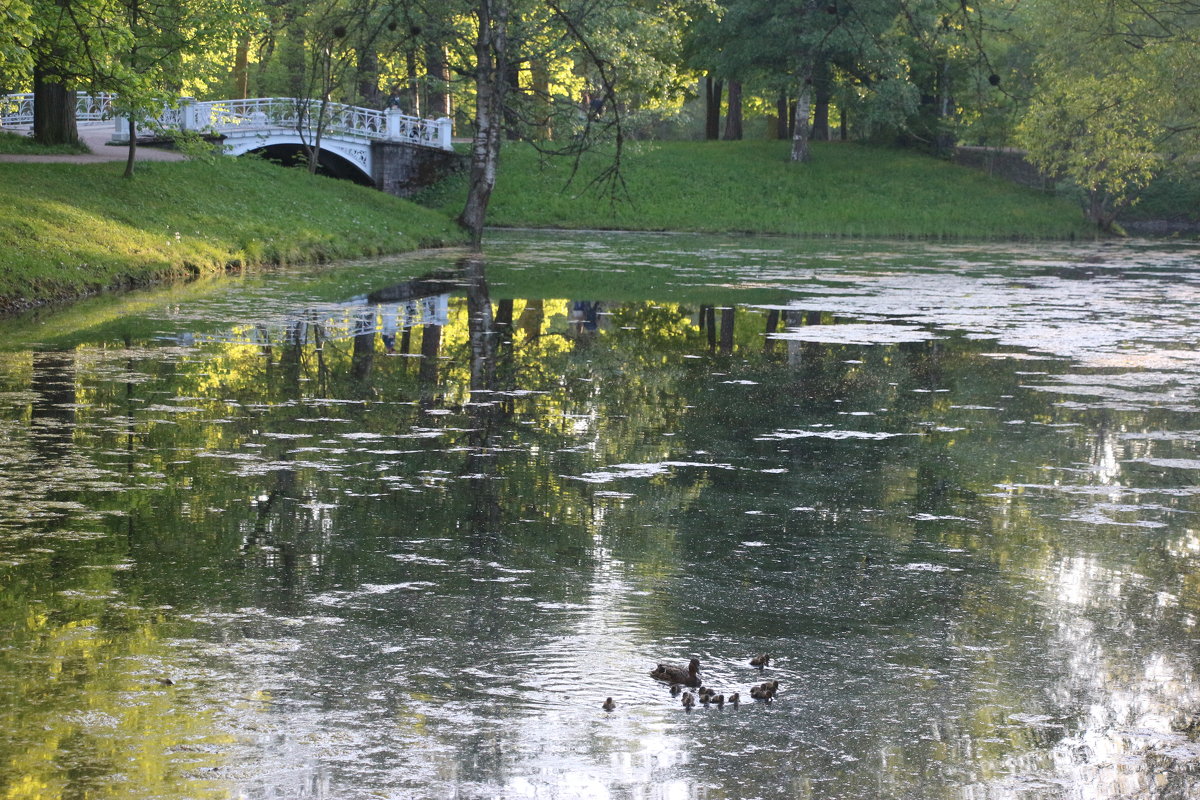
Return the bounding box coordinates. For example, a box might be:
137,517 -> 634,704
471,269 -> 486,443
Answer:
713,694 -> 725,709
681,692 -> 696,710
750,653 -> 770,669
728,692 -> 739,708
650,657 -> 701,688
602,697 -> 616,712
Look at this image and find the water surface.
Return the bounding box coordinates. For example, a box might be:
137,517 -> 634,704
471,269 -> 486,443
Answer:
2,232 -> 1200,799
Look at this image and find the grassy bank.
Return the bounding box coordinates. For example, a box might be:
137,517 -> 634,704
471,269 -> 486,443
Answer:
420,140 -> 1096,239
0,155 -> 464,312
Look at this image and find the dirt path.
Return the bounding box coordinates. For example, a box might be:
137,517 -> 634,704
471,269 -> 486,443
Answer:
0,126 -> 186,164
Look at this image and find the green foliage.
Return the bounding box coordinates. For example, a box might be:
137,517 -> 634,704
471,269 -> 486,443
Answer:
1016,0 -> 1200,229
0,0 -> 34,87
419,139 -> 1095,239
0,157 -> 465,310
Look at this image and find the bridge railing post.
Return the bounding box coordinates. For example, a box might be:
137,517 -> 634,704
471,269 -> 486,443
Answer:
386,108 -> 403,140
112,113 -> 129,143
178,97 -> 195,132
436,117 -> 453,150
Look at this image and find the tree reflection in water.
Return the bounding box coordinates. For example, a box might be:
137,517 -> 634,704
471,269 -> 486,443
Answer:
0,235 -> 1198,798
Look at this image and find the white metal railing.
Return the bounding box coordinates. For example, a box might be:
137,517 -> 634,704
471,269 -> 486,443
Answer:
118,96 -> 452,151
1,92 -> 453,150
1,92 -> 116,127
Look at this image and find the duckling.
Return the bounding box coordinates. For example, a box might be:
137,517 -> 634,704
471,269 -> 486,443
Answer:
700,692 -> 711,706
602,697 -> 616,712
681,692 -> 695,710
714,694 -> 725,709
650,657 -> 701,688
750,653 -> 770,669
669,683 -> 683,697
751,680 -> 780,700
728,692 -> 740,708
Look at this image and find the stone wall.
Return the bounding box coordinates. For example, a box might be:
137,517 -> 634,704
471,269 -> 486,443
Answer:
951,146 -> 1055,192
370,141 -> 463,198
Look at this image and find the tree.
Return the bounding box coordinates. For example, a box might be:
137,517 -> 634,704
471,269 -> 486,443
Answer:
27,0 -> 129,145
457,0 -> 508,250
114,0 -> 243,176
1016,0 -> 1200,230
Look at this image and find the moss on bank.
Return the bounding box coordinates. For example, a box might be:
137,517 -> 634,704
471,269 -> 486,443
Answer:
419,140 -> 1097,240
0,156 -> 465,313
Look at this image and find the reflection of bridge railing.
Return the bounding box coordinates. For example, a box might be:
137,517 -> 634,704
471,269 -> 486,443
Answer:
0,92 -> 117,127
184,293 -> 451,348
1,93 -> 454,151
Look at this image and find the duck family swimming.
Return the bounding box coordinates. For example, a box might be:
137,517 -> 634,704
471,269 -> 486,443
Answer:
649,657 -> 702,687
640,655 -> 778,711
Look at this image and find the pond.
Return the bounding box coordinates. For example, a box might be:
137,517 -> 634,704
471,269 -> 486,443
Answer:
2,231 -> 1200,799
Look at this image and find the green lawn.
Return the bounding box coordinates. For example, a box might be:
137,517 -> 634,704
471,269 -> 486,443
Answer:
420,140 -> 1097,240
0,156 -> 465,311
0,130 -> 90,155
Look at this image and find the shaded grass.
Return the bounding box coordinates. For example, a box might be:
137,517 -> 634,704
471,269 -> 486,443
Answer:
0,156 -> 465,311
0,130 -> 90,155
420,140 -> 1096,240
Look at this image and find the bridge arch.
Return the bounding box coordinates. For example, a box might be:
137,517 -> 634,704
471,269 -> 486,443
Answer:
222,133 -> 374,185
244,141 -> 375,186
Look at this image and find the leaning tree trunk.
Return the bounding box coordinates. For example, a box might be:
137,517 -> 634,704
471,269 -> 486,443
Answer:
458,0 -> 509,250
32,66 -> 79,147
790,65 -> 814,163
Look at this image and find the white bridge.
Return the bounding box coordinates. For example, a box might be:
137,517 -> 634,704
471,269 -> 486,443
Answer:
1,92 -> 455,187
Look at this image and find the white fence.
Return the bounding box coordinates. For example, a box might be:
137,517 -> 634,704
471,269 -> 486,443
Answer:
0,92 -> 117,127
1,93 -> 453,151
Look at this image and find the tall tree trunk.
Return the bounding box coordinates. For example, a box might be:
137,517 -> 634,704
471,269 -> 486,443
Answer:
406,48 -> 421,118
811,60 -> 831,141
357,48 -> 380,108
531,56 -> 552,139
503,51 -> 521,140
233,34 -> 251,98
32,66 -> 78,147
123,119 -> 137,178
722,80 -> 743,141
776,91 -> 789,139
790,66 -> 814,163
459,0 -> 509,250
426,44 -> 452,118
704,74 -> 723,140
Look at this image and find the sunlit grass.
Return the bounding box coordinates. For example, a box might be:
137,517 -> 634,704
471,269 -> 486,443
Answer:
420,140 -> 1097,240
0,157 -> 465,310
